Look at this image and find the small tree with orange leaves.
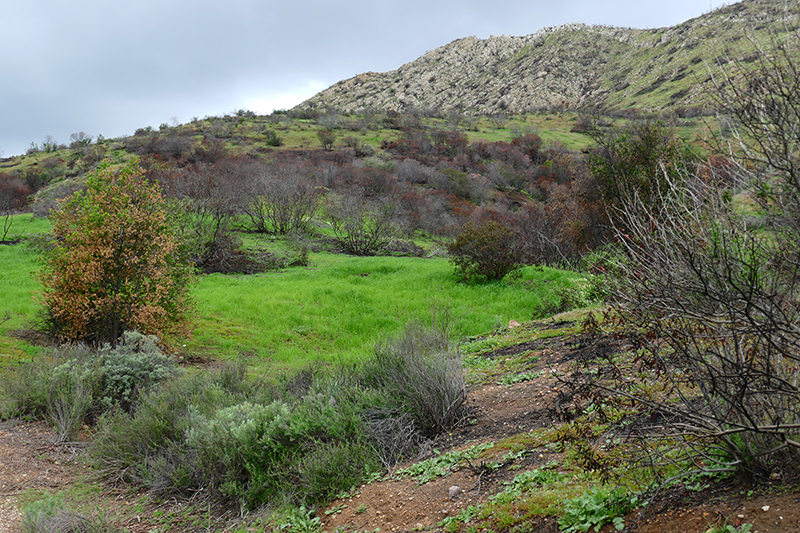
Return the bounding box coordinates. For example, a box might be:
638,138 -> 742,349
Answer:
39,163 -> 193,345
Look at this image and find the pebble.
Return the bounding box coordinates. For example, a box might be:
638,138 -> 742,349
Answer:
448,485 -> 462,499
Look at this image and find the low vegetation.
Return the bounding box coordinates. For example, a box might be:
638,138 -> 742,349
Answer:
1,17 -> 799,533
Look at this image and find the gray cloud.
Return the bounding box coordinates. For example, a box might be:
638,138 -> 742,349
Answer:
1,0 -> 730,157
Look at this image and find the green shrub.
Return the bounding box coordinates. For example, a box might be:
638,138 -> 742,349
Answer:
448,220 -> 522,282
90,371 -> 230,489
265,129 -> 283,147
297,439 -> 380,503
0,331 -> 177,441
47,359 -> 97,442
317,130 -> 336,150
0,344 -> 101,442
90,362 -> 380,510
98,330 -> 179,411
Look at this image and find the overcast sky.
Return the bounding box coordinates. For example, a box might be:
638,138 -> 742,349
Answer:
1,0 -> 732,157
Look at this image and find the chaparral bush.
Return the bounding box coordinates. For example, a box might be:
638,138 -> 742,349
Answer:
447,220 -> 522,282
38,162 -> 193,345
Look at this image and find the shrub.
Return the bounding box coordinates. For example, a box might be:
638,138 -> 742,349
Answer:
265,129 -> 283,147
0,332 -> 176,442
1,344 -> 85,414
90,362 -> 380,510
47,358 -> 97,442
38,162 -> 193,344
587,119 -> 691,219
98,330 -> 178,411
448,220 -> 522,282
362,408 -> 421,472
243,163 -> 320,235
362,320 -> 467,436
325,191 -> 398,256
600,30 -> 800,484
21,492 -> 113,533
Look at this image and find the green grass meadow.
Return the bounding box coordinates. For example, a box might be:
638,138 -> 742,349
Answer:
190,253 -> 581,367
0,216 -> 51,358
0,215 -> 584,369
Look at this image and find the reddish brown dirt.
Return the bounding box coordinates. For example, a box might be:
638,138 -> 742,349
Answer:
1,326 -> 798,532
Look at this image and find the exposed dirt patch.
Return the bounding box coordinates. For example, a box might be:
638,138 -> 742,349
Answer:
0,420 -> 89,532
1,327 -> 798,532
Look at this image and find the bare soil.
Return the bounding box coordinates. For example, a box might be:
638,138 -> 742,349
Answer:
1,326 -> 798,532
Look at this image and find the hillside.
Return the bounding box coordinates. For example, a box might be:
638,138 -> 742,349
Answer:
298,0 -> 800,115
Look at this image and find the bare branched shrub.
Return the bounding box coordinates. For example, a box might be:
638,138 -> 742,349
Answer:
324,190 -> 398,256
606,167 -> 800,482
243,163 -> 320,235
591,29 -> 800,485
362,409 -> 422,472
155,158 -> 258,273
0,174 -> 32,240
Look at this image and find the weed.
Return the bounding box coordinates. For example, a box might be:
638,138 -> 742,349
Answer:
498,369 -> 543,385
706,522 -> 753,533
324,503 -> 347,516
277,505 -> 321,533
558,487 -> 639,533
397,442 -> 493,484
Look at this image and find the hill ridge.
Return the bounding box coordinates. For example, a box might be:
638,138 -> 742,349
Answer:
298,0 -> 800,115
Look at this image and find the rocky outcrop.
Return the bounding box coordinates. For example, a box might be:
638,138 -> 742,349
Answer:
297,0 -> 799,115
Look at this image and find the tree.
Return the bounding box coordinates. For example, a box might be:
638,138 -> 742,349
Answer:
317,130 -> 336,151
38,163 -> 193,344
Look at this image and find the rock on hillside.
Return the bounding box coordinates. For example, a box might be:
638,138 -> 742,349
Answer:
298,0 -> 799,115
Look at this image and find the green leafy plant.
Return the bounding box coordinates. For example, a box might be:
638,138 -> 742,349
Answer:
498,369 -> 543,386
277,505 -> 321,533
558,487 -> 639,533
396,442 -> 493,484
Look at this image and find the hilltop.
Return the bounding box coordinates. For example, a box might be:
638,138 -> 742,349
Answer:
298,0 -> 799,115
